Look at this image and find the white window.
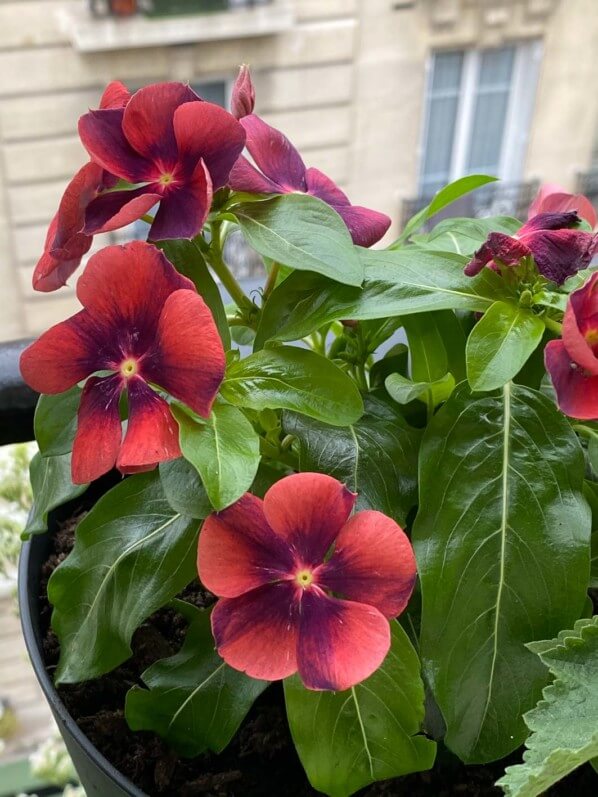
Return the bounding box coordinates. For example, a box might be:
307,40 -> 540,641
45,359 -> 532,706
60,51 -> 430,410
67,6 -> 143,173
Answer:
419,41 -> 542,198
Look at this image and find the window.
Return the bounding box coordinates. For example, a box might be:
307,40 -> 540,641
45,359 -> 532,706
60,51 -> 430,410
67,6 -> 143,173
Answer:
419,41 -> 542,198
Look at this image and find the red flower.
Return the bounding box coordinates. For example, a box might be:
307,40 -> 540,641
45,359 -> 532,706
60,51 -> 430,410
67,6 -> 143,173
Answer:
32,82 -> 133,292
230,64 -> 255,120
21,241 -> 226,484
464,211 -> 598,285
545,272 -> 598,419
228,114 -> 391,248
529,183 -> 597,229
79,82 -> 246,241
198,473 -> 417,691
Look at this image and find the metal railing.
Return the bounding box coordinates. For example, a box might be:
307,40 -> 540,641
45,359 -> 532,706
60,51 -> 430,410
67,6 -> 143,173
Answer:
400,179 -> 540,232
89,0 -> 273,17
0,339 -> 37,445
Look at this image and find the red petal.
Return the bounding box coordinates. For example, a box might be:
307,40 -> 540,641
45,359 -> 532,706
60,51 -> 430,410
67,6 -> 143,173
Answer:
319,510 -> 417,619
297,589 -> 390,691
518,211 -> 581,235
100,80 -> 132,110
71,375 -> 123,484
117,376 -> 180,474
525,229 -> 598,285
173,101 -> 246,189
305,167 -> 349,206
529,184 -> 597,229
545,339 -> 598,420
19,312 -> 103,394
84,187 -> 161,235
33,236 -> 92,293
198,493 -> 295,598
231,65 -> 255,120
148,160 -> 212,241
211,582 -> 299,681
333,203 -> 392,248
263,473 -> 356,566
464,241 -> 496,276
562,272 -> 598,375
228,155 -> 282,194
143,288 -> 225,417
241,114 -> 306,192
50,162 -> 105,250
79,108 -> 153,183
76,241 -> 193,330
122,82 -> 200,167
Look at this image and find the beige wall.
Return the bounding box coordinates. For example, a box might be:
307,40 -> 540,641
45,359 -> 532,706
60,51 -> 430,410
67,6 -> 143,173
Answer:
0,0 -> 596,341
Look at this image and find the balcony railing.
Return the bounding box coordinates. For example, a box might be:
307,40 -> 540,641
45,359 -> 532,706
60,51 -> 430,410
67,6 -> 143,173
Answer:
89,0 -> 274,17
400,179 -> 540,232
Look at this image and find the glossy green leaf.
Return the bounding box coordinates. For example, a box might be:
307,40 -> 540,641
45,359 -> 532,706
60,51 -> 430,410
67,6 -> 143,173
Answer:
125,603 -> 267,757
385,372 -> 455,406
497,617 -> 598,797
284,394 -> 420,525
255,248 -> 509,347
35,387 -> 80,457
412,216 -> 521,256
467,301 -> 545,392
159,458 -> 211,519
173,402 -> 260,511
284,621 -> 436,797
23,452 -> 87,538
159,238 -> 231,349
221,346 -> 363,427
49,471 -> 199,684
391,175 -> 499,247
413,383 -> 591,763
232,194 -> 364,286
403,309 -> 466,386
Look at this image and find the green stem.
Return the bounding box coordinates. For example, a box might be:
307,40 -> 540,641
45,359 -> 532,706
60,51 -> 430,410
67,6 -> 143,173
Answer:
426,389 -> 435,424
353,363 -> 369,392
543,316 -> 563,336
141,214 -> 154,225
263,262 -> 280,302
208,222 -> 253,313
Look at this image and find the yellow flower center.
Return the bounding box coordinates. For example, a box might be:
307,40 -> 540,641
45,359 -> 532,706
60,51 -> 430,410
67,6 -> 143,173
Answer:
586,329 -> 598,347
295,569 -> 314,589
120,358 -> 138,378
159,172 -> 174,186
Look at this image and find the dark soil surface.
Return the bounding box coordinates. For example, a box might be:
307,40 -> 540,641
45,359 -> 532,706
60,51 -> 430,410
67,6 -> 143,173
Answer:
39,516 -> 598,797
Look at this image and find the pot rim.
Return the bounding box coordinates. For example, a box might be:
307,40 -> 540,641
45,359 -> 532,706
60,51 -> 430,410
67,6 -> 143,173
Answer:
18,534 -> 147,797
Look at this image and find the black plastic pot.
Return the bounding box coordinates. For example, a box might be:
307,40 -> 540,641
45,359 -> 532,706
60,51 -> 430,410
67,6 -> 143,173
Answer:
19,514 -> 145,796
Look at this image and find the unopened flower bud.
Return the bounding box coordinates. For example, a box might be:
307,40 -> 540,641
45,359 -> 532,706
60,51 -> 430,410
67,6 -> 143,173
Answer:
231,65 -> 255,120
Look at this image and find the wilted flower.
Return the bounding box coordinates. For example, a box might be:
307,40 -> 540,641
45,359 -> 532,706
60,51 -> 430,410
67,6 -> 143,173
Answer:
529,183 -> 597,229
198,472 -> 417,691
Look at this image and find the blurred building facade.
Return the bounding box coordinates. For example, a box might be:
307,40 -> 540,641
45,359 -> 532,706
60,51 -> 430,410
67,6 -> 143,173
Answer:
0,0 -> 596,341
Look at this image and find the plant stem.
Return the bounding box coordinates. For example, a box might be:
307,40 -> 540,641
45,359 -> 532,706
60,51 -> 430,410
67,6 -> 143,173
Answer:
543,316 -> 563,336
262,262 -> 280,302
209,222 -> 253,313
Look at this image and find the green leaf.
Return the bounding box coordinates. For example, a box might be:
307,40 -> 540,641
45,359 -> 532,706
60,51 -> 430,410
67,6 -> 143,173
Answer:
23,452 -> 87,538
403,309 -> 467,392
221,346 -> 363,427
412,383 -> 591,763
232,193 -> 364,287
466,301 -> 545,392
159,458 -> 211,519
283,394 -> 420,525
284,621 -> 436,797
391,175 -> 499,248
412,216 -> 521,256
385,372 -> 455,406
255,248 -> 509,347
173,402 -> 260,511
49,471 -> 199,684
34,387 -> 80,457
158,238 -> 231,349
125,603 -> 267,757
497,617 -> 598,797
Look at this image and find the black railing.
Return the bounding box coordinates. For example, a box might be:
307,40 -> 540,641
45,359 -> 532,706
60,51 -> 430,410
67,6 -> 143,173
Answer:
577,167 -> 598,210
0,340 -> 37,445
89,0 -> 273,17
400,179 -> 540,232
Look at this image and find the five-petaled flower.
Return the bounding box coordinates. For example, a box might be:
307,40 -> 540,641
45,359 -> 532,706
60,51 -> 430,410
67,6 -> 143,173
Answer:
228,113 -> 391,248
545,272 -> 598,419
20,241 -> 225,484
78,81 -> 246,242
198,472 -> 417,691
32,81 -> 132,292
464,211 -> 598,285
